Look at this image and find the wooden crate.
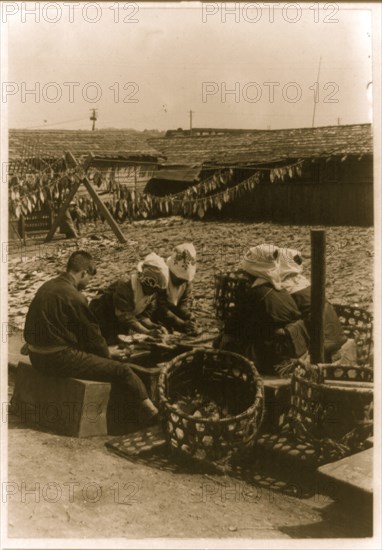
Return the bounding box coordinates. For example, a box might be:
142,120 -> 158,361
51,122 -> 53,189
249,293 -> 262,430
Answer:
17,210 -> 54,239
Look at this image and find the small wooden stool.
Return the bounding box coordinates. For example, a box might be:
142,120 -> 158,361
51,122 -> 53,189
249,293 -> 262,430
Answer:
10,360 -> 141,437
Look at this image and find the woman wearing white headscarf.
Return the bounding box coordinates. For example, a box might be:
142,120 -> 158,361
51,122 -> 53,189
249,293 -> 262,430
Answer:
219,244 -> 309,374
155,243 -> 198,334
89,252 -> 169,343
279,247 -> 347,361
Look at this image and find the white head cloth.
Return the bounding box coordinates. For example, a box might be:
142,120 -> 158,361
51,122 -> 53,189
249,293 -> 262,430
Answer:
279,247 -> 310,294
167,243 -> 197,282
240,244 -> 282,290
137,252 -> 169,289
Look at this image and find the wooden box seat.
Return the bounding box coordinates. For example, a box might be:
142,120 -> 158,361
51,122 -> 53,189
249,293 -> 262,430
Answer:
10,360 -> 145,437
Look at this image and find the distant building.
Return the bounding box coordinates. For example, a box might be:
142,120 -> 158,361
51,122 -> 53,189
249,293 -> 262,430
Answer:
8,124 -> 373,226
8,129 -> 164,191
165,127 -> 258,138
150,124 -> 373,226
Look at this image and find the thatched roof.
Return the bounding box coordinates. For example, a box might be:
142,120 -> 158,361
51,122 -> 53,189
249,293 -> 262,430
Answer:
8,129 -> 163,162
149,124 -> 373,166
8,124 -> 372,167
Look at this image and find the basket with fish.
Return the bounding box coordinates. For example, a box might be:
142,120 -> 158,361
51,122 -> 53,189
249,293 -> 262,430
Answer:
158,349 -> 264,466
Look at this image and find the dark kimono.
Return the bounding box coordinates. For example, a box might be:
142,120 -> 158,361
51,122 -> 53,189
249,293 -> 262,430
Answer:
291,286 -> 347,360
155,280 -> 193,331
222,282 -> 309,374
89,274 -> 156,344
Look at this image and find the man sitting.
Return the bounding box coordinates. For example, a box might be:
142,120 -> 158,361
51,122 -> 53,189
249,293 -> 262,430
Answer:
24,250 -> 158,425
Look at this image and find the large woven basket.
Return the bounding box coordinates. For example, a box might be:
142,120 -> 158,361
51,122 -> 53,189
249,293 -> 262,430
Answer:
333,304 -> 373,366
214,271 -> 250,324
158,349 -> 264,463
214,272 -> 373,366
289,363 -> 373,444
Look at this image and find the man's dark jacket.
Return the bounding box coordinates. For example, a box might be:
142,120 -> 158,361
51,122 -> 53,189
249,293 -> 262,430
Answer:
24,273 -> 109,358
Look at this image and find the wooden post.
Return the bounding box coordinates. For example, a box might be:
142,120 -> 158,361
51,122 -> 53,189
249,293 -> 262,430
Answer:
9,219 -> 22,242
18,214 -> 26,245
48,208 -> 55,229
45,152 -> 127,244
310,229 -> 326,363
67,151 -> 127,244
81,177 -> 127,243
44,179 -> 81,242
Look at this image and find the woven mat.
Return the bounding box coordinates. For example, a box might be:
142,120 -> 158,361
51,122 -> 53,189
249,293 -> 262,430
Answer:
106,425 -> 166,457
106,425 -> 229,474
105,424 -> 365,470
106,427 -> 329,497
254,432 -> 320,468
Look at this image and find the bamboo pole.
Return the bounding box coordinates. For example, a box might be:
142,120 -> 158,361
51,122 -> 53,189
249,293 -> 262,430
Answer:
310,229 -> 326,363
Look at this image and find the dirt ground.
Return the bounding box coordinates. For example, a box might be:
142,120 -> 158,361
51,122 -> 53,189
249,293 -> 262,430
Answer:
5,217 -> 374,541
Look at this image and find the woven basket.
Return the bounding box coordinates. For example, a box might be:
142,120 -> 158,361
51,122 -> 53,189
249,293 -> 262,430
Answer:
333,304 -> 373,366
214,272 -> 373,366
289,363 -> 373,443
158,349 -> 264,463
214,271 -> 250,324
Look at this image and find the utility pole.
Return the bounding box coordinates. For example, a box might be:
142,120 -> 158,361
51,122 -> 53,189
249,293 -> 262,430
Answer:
90,109 -> 98,131
189,110 -> 194,136
311,56 -> 322,128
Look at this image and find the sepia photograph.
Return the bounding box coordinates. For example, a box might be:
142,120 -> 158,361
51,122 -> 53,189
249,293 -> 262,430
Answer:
0,1 -> 380,547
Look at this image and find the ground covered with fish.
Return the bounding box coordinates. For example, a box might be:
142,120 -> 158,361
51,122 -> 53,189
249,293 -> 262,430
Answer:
7,216 -> 374,329
5,217 -> 374,540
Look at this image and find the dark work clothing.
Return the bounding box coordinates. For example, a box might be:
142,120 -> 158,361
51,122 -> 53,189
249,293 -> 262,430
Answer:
226,283 -> 302,339
284,319 -> 310,358
29,349 -> 148,401
223,283 -> 308,374
89,279 -> 156,344
291,286 -> 346,359
24,273 -> 109,357
89,284 -> 128,344
25,272 -> 148,402
155,282 -> 193,331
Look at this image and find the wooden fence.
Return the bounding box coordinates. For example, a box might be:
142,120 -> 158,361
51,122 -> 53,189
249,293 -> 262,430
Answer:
217,180 -> 373,226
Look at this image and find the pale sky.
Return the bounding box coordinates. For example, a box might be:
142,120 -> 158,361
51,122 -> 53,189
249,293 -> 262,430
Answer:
3,1 -> 374,131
